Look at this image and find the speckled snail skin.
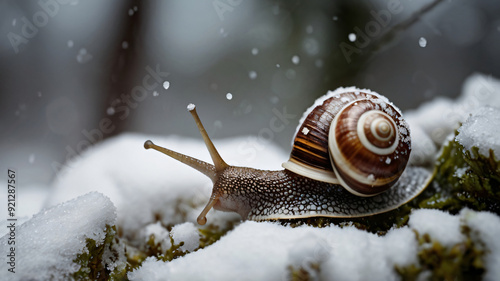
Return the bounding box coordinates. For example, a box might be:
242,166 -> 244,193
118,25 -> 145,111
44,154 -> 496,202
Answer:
144,87 -> 432,225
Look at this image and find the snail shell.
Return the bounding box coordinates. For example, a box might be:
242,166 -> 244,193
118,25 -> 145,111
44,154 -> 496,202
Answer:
282,87 -> 411,197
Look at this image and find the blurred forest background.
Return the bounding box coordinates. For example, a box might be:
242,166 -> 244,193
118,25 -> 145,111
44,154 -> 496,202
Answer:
1,0 -> 500,188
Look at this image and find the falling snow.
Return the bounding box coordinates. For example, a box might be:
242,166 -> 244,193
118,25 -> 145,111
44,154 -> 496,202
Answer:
249,71 -> 257,80
29,154 -> 35,164
419,37 -> 427,47
107,107 -> 116,115
76,48 -> 92,64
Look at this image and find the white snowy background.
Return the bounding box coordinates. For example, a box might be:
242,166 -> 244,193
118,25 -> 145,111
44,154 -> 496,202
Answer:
1,0 -> 500,280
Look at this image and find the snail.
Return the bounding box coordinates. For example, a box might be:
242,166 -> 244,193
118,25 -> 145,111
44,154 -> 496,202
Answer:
144,87 -> 432,225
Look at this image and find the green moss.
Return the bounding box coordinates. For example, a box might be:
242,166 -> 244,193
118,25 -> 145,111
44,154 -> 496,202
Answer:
72,225 -> 128,281
288,263 -> 320,281
433,134 -> 500,214
198,223 -> 233,249
127,221 -> 236,270
396,227 -> 485,281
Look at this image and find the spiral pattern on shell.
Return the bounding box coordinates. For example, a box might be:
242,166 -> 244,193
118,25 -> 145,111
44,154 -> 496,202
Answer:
282,87 -> 411,197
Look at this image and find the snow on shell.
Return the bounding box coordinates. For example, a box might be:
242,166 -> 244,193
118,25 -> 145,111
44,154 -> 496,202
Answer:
0,192 -> 116,281
47,133 -> 288,238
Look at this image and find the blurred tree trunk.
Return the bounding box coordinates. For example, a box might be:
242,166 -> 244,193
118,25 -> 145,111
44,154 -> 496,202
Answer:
100,0 -> 144,139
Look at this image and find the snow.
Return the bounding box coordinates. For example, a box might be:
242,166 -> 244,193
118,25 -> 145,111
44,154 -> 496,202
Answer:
407,124 -> 437,166
127,220 -> 416,281
405,73 -> 500,146
141,221 -> 171,250
248,70 -> 257,80
408,209 -> 463,247
128,209 -> 500,281
456,106 -> 500,159
170,222 -> 200,252
0,192 -> 116,281
404,73 -> 500,164
404,97 -> 457,145
462,209 -> 500,281
76,48 -> 92,63
418,37 -> 427,47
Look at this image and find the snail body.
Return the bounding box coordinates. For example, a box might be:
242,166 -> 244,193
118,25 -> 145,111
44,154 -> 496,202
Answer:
145,87 -> 432,225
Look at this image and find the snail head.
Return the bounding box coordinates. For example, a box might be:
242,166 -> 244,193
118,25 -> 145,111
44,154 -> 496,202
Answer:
144,104 -> 230,225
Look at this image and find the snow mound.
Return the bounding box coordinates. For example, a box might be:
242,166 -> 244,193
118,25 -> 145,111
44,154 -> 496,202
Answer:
462,209 -> 500,281
128,221 -> 418,281
0,192 -> 116,281
140,221 -> 171,250
404,73 -> 500,164
456,106 -> 500,159
171,222 -> 200,252
407,124 -> 437,166
408,209 -> 463,247
405,97 -> 456,145
128,209 -> 500,281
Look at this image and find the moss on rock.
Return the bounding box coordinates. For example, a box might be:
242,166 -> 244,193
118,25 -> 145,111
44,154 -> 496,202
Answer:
72,225 -> 128,281
432,133 -> 500,214
396,226 -> 485,281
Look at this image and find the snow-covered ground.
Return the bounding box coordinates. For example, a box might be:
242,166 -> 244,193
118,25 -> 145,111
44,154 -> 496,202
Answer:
128,209 -> 500,281
1,73 -> 500,280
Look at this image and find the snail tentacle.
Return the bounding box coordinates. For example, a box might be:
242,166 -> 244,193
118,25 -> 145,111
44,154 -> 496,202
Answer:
144,140 -> 217,182
188,104 -> 229,173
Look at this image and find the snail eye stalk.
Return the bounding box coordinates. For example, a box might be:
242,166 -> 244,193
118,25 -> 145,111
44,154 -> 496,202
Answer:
144,104 -> 230,225
187,103 -> 229,173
